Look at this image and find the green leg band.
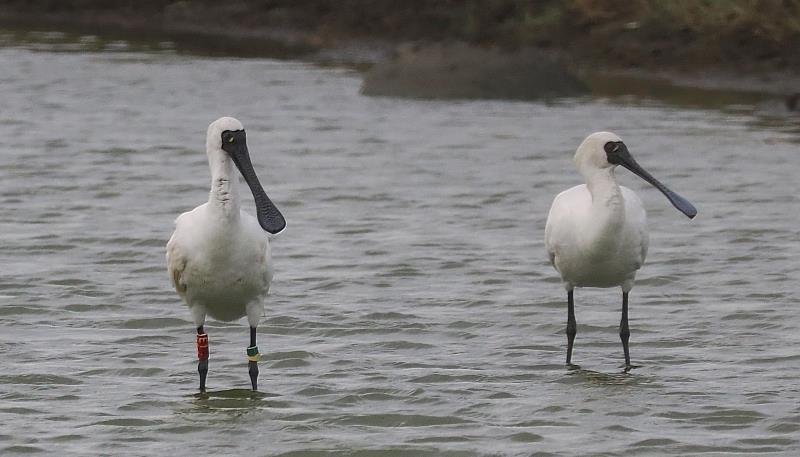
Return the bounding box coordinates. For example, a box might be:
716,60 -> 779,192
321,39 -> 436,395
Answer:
246,345 -> 260,362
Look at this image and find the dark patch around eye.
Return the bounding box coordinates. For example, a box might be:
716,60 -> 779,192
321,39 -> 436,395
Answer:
604,141 -> 621,154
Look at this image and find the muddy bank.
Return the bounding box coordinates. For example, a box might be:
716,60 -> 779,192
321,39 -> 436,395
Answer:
1,1 -> 798,105
0,3 -> 319,58
361,43 -> 586,100
3,1 -> 800,69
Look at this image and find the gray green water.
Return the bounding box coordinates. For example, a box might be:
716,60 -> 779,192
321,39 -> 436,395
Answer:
1,31 -> 800,456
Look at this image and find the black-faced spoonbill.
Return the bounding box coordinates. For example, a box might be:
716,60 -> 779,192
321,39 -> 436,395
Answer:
167,117 -> 286,392
544,132 -> 696,368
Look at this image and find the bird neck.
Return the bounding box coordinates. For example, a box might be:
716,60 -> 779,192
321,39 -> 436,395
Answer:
207,152 -> 241,218
584,167 -> 625,247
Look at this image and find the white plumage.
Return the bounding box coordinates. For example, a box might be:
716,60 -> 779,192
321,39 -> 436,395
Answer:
545,132 -> 648,292
166,196 -> 272,326
166,116 -> 285,391
167,117 -> 273,327
544,131 -> 695,367
546,184 -> 647,291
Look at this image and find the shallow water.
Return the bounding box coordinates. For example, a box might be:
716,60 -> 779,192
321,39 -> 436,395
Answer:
1,31 -> 800,456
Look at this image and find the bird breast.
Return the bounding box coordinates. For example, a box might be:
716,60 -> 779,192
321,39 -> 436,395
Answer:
546,184 -> 646,288
177,207 -> 271,311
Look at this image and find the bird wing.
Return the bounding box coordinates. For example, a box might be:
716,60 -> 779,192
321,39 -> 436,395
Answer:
166,213 -> 191,298
544,217 -> 557,267
544,185 -> 586,268
544,192 -> 566,267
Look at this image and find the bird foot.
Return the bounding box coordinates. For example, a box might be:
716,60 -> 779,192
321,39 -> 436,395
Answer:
622,363 -> 641,373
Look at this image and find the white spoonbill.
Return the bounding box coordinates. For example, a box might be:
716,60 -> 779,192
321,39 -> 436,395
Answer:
544,132 -> 696,368
166,117 -> 286,392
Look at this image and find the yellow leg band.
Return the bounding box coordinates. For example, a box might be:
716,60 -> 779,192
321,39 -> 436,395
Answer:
246,346 -> 260,362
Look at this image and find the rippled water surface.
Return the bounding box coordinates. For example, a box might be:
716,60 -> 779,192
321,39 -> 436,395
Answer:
2,32 -> 800,456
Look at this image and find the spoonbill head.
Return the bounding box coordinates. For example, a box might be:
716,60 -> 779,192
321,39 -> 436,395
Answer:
544,131 -> 696,368
206,116 -> 286,235
166,116 -> 285,392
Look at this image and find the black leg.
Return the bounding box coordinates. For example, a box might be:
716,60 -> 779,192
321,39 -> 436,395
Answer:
620,292 -> 631,367
197,325 -> 209,392
247,327 -> 259,391
566,290 -> 576,365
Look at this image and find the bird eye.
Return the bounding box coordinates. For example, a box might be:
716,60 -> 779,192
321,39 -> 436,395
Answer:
222,132 -> 235,144
604,141 -> 620,154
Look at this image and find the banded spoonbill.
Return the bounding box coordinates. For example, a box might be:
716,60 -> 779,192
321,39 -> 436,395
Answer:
544,132 -> 696,368
167,117 -> 286,392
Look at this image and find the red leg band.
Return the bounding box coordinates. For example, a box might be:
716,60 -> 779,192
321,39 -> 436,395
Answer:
196,333 -> 209,360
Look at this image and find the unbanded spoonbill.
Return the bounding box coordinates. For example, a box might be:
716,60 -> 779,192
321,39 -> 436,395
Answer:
167,117 -> 286,392
544,132 -> 696,368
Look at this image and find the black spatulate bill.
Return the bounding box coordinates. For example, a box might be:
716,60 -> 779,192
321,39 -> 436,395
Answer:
605,141 -> 697,219
221,129 -> 287,234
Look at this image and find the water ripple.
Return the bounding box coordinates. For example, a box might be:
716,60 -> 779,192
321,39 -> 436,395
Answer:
0,38 -> 798,456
